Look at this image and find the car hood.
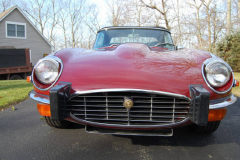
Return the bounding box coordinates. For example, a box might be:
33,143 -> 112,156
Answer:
55,43 -> 213,97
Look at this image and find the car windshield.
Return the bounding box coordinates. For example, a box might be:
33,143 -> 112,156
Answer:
93,28 -> 175,50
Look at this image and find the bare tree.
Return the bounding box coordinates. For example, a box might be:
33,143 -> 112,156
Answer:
153,14 -> 161,27
48,0 -> 59,44
14,0 -> 240,51
68,0 -> 86,47
186,0 -> 204,49
83,5 -> 101,49
58,3 -> 68,48
211,4 -> 226,46
202,0 -> 213,51
23,0 -> 50,35
0,0 -> 13,12
84,5 -> 101,35
106,0 -> 130,26
171,0 -> 183,45
140,0 -> 171,30
130,0 -> 152,26
136,1 -> 144,26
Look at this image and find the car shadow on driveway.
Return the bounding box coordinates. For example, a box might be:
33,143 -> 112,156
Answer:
62,97 -> 240,147
113,126 -> 219,147
68,121 -> 239,147
113,98 -> 240,147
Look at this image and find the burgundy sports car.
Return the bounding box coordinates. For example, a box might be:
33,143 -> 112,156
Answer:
29,26 -> 238,136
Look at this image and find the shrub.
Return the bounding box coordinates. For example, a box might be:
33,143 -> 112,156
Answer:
216,32 -> 240,72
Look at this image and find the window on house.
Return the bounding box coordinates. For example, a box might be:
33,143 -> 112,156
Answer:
6,22 -> 26,38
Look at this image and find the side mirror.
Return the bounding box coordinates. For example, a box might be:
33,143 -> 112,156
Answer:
177,46 -> 185,50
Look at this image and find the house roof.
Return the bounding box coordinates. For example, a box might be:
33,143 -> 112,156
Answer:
0,6 -> 54,50
0,6 -> 16,20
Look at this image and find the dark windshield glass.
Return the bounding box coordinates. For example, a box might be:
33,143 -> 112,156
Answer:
93,29 -> 174,50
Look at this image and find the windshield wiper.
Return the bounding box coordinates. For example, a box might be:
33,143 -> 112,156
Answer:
154,43 -> 175,47
110,44 -> 120,47
98,44 -> 120,50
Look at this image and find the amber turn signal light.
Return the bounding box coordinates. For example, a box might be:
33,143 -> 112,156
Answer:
37,103 -> 51,117
208,108 -> 227,122
236,80 -> 239,87
27,76 -> 31,82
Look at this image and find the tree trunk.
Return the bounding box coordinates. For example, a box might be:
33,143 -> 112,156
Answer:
227,0 -> 231,35
196,7 -> 203,49
63,29 -> 67,48
140,0 -> 171,30
238,0 -> 240,22
161,0 -> 170,30
49,0 -> 57,44
207,7 -> 211,52
177,0 -> 182,45
205,0 -> 212,52
71,25 -> 75,47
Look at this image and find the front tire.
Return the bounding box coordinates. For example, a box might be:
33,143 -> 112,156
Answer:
44,116 -> 72,129
191,121 -> 221,133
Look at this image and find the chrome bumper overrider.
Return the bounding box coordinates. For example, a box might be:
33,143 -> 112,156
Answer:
29,90 -> 237,110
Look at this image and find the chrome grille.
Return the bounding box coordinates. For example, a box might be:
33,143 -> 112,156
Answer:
67,91 -> 190,126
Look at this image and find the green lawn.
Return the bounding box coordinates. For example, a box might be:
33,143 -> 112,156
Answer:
233,72 -> 240,97
0,80 -> 33,110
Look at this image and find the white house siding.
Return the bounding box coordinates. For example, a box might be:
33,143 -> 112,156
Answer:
0,9 -> 51,65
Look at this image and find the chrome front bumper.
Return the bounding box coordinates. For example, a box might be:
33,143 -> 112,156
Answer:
29,90 -> 50,104
29,83 -> 238,128
29,90 -> 237,110
209,94 -> 237,109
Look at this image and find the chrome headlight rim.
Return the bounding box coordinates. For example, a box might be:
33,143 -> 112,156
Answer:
205,61 -> 231,87
202,58 -> 234,94
35,59 -> 59,85
32,56 -> 63,91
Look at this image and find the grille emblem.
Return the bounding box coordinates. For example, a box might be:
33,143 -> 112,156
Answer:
123,98 -> 133,109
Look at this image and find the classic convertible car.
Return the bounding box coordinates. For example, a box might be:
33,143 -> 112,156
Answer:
29,26 -> 238,136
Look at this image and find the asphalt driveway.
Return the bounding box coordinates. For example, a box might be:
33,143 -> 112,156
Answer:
0,98 -> 239,160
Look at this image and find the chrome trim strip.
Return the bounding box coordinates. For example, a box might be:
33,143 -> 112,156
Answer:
32,56 -> 63,91
29,90 -> 50,104
209,94 -> 237,109
70,113 -> 190,129
98,26 -> 170,33
71,89 -> 191,101
202,58 -> 234,94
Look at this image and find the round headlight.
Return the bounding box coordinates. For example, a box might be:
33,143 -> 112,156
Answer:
35,60 -> 59,84
205,61 -> 231,87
